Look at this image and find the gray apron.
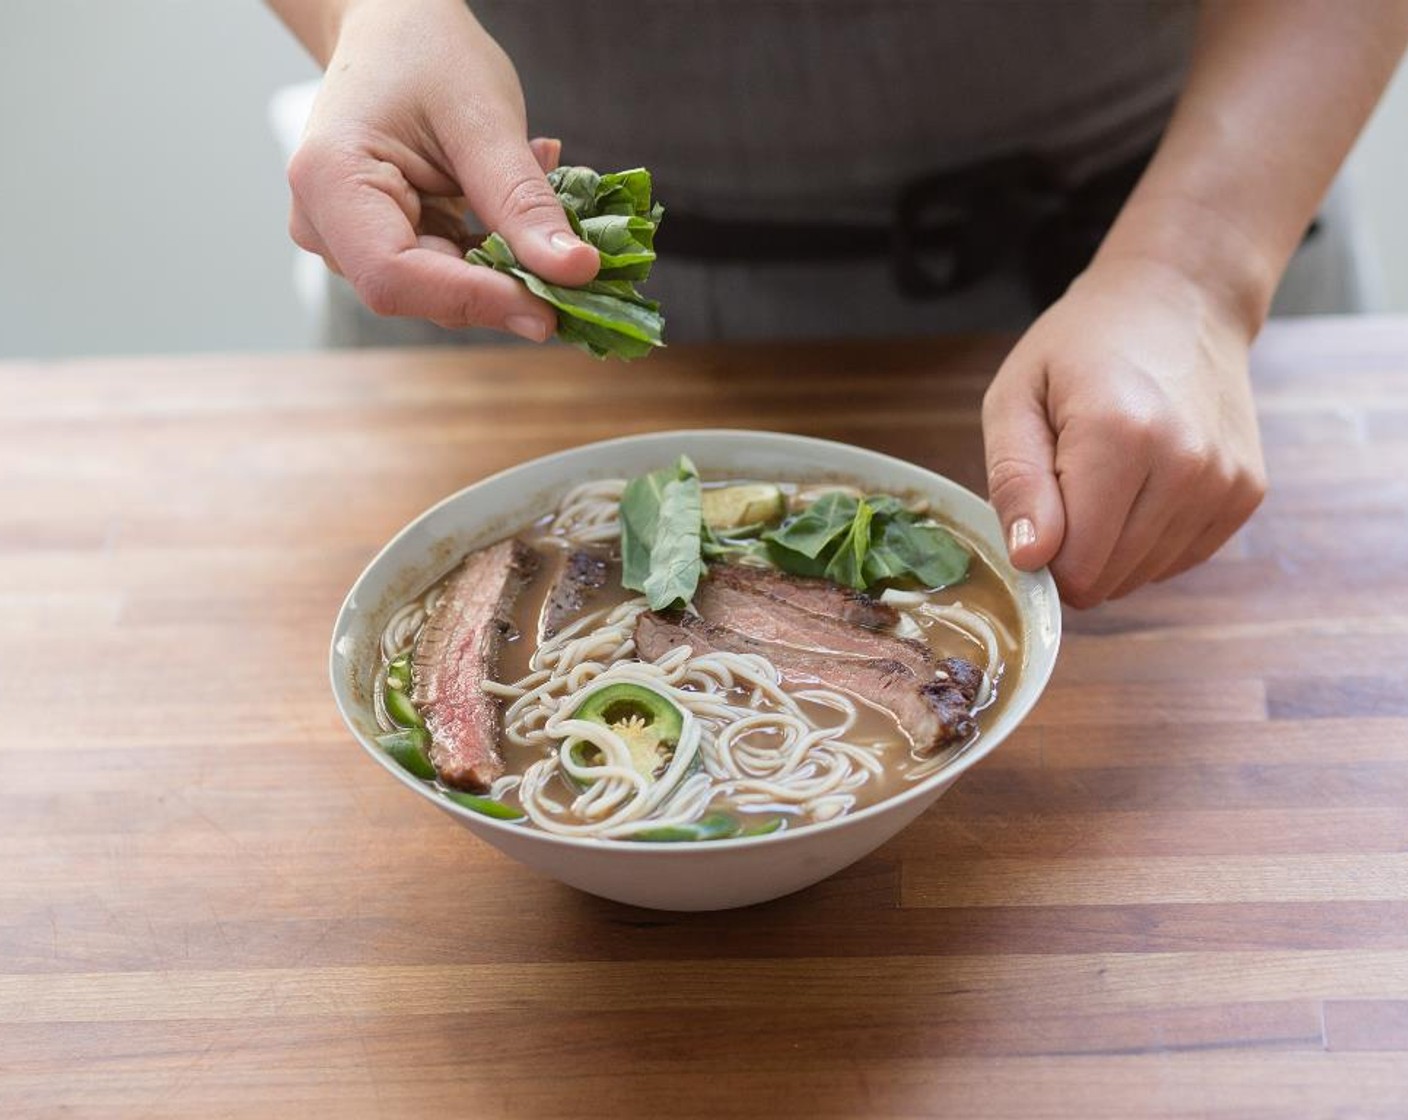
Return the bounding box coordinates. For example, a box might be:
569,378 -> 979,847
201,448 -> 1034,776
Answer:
325,2 -> 1360,347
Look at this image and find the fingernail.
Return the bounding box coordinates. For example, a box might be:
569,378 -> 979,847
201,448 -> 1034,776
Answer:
1009,517 -> 1036,554
506,315 -> 549,343
549,230 -> 581,253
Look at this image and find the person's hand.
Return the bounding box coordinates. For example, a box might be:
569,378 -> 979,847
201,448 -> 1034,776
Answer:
285,0 -> 598,340
981,256 -> 1268,607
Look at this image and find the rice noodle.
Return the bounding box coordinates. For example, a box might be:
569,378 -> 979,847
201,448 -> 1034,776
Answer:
379,583 -> 445,665
378,596 -> 422,663
547,479 -> 625,544
880,588 -> 1004,705
489,599 -> 887,839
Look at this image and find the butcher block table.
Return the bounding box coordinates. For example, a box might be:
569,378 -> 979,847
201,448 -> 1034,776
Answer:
3,316 -> 1408,1119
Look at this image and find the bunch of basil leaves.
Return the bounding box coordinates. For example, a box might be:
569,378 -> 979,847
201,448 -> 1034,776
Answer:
465,166 -> 664,361
620,458 -> 971,611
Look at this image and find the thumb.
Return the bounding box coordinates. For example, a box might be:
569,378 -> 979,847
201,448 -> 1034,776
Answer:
981,374 -> 1067,571
448,131 -> 598,287
528,136 -> 562,174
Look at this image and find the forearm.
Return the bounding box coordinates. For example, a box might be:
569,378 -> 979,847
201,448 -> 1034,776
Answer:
1096,0 -> 1408,335
265,0 -> 368,66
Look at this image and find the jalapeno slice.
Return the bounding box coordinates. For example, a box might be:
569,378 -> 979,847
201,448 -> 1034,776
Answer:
567,682 -> 684,784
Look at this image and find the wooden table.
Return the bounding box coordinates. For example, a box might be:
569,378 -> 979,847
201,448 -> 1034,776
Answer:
3,318 -> 1407,1118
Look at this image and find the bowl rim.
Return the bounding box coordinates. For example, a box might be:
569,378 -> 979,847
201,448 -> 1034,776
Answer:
329,427 -> 1061,852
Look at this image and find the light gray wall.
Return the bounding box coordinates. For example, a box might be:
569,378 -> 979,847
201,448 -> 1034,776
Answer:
1346,55 -> 1408,312
0,4 -> 1404,359
0,2 -> 317,358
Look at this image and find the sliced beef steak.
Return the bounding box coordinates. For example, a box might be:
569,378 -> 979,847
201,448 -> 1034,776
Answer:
695,567 -> 932,678
540,546 -> 610,639
707,563 -> 897,630
935,657 -> 984,698
921,658 -> 984,752
411,538 -> 538,791
634,610 -> 981,752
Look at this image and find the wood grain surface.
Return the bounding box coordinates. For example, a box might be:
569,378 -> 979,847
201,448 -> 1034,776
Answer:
2,317 -> 1407,1118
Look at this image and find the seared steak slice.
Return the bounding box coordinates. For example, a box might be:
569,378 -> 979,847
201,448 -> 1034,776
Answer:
411,538 -> 539,791
634,611 -> 981,752
695,568 -> 932,679
936,657 -> 984,699
921,658 -> 985,752
707,563 -> 897,630
540,546 -> 610,639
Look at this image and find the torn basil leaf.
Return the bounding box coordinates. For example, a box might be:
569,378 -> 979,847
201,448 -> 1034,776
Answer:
764,491 -> 971,591
466,165 -> 665,361
823,498 -> 875,590
763,492 -> 859,560
620,456 -> 705,610
863,515 -> 971,589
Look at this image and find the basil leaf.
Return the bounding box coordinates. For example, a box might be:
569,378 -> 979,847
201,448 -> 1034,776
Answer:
464,232 -> 517,270
885,516 -> 972,588
643,474 -> 704,610
762,492 -> 857,559
862,512 -> 971,589
864,494 -> 908,519
556,316 -> 657,361
620,464 -> 674,594
513,271 -> 664,345
860,517 -> 912,585
823,498 -> 874,590
547,166 -> 602,217
469,166 -> 666,361
762,488 -> 972,592
595,169 -> 658,217
702,523 -> 771,564
467,243 -> 664,350
763,491 -> 856,580
577,213 -> 657,281
620,456 -> 705,609
763,541 -> 830,580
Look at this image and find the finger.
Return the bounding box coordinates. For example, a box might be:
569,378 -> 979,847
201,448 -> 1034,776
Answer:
1046,419 -> 1151,608
1084,445 -> 1213,601
1107,504 -> 1214,599
1153,520 -> 1238,584
529,136 -> 562,173
1153,462 -> 1268,584
288,141 -> 557,339
1152,478 -> 1267,584
982,372 -> 1067,572
288,205 -> 342,276
441,126 -> 598,286
411,233 -> 542,331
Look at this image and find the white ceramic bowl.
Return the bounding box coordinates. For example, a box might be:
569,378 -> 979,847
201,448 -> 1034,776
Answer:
330,430 -> 1060,910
